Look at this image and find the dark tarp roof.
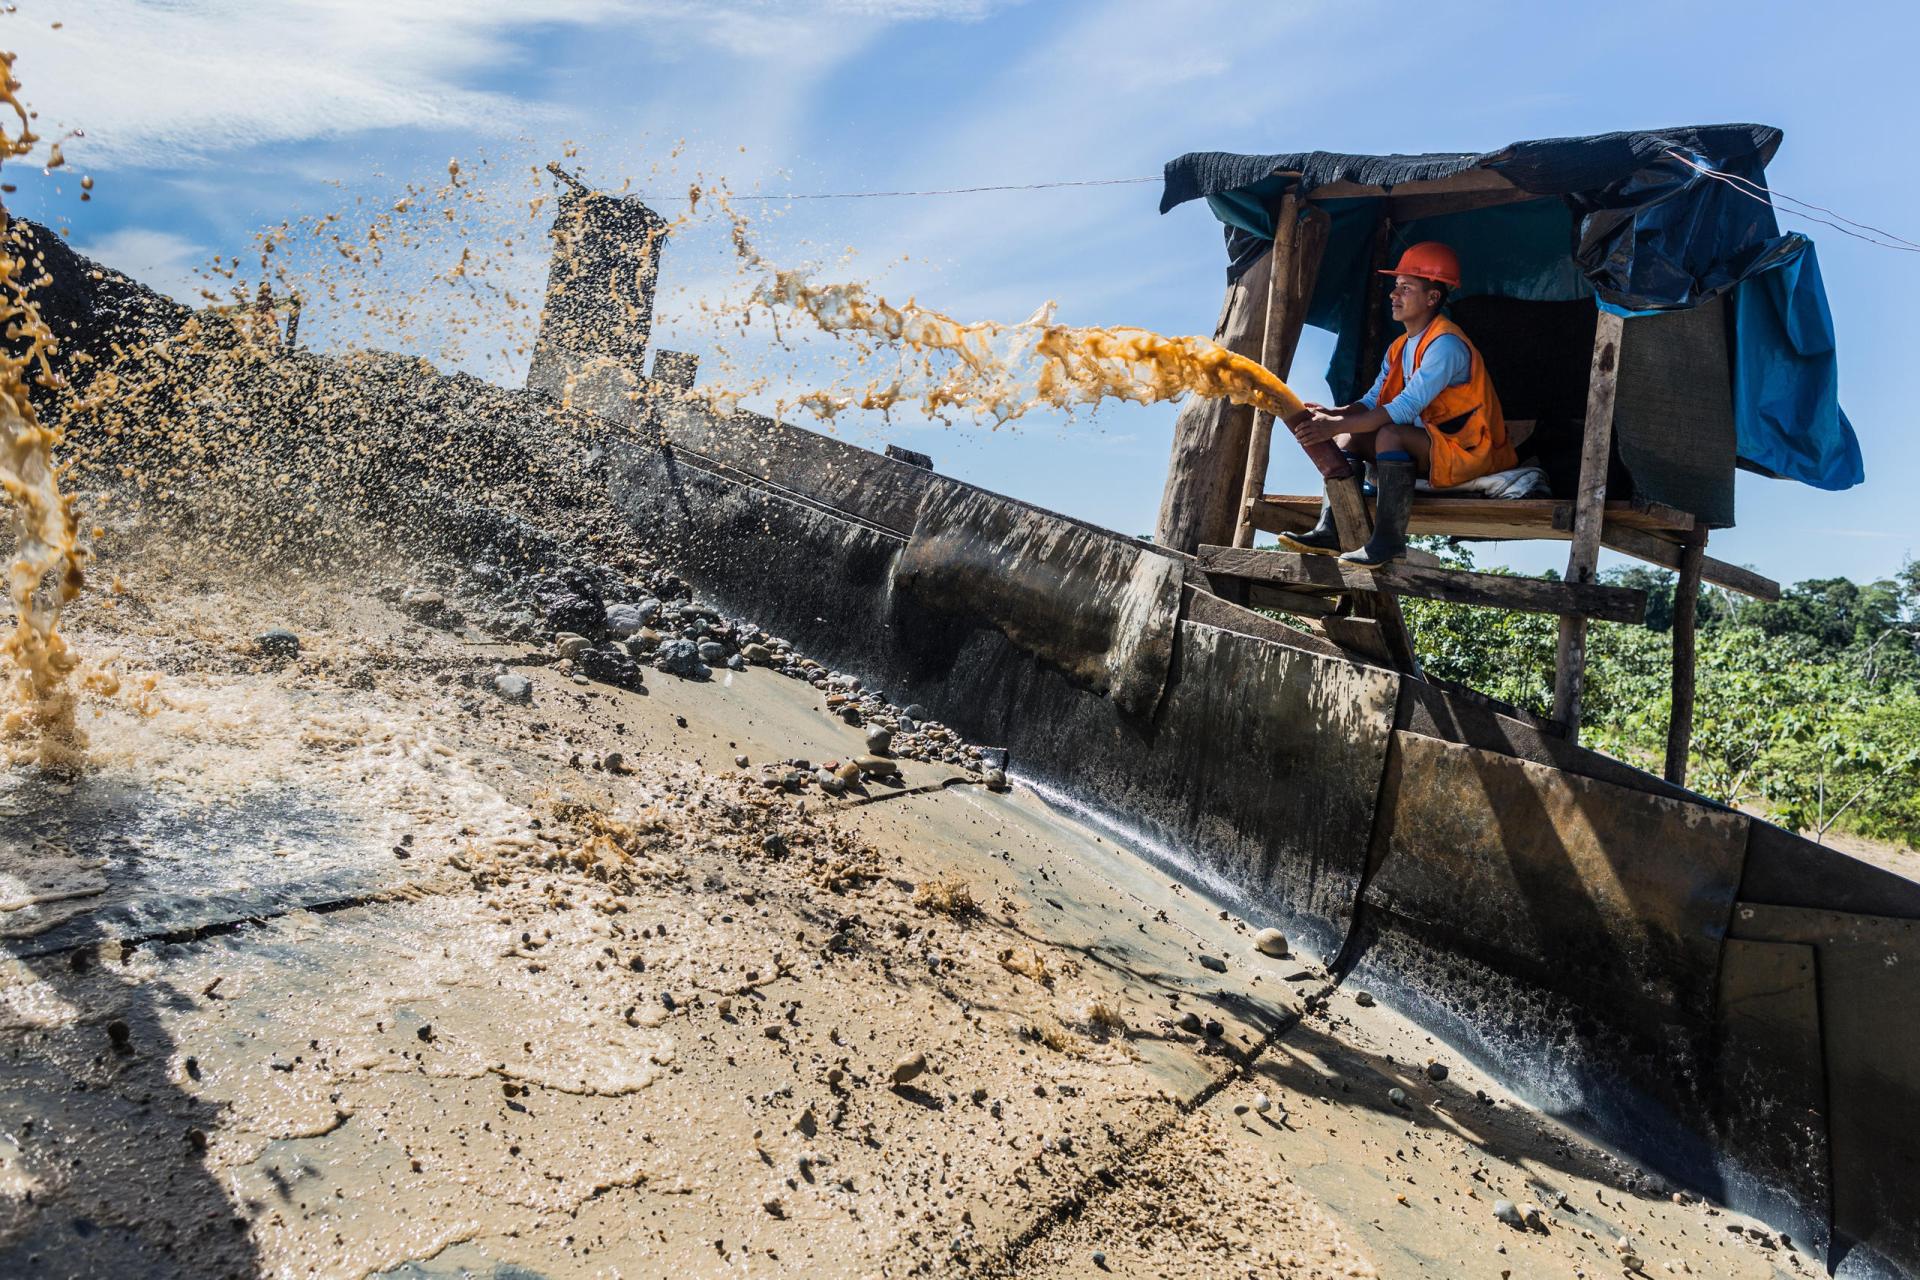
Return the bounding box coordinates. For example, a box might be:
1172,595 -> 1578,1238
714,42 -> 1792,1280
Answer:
1158,124 -> 1782,217
1158,124 -> 1862,497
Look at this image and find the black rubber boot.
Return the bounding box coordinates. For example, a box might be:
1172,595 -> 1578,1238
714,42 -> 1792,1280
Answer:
1341,458 -> 1414,567
1276,492 -> 1340,555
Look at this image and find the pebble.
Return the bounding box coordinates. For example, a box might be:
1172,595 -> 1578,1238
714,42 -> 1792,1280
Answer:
255,628 -> 300,658
853,754 -> 899,778
815,768 -> 846,796
1176,1011 -> 1204,1034
577,646 -> 643,688
696,639 -> 728,664
983,767 -> 1008,791
735,754 -> 749,767
400,588 -> 445,619
1388,1086 -> 1408,1107
603,603 -> 649,637
904,704 -> 929,720
1091,1251 -> 1106,1267
864,726 -> 893,755
653,638 -> 709,679
1426,1061 -> 1448,1081
741,642 -> 773,665
106,1019 -> 131,1053
891,1051 -> 928,1085
1354,990 -> 1376,1007
493,673 -> 533,704
626,628 -> 661,656
1197,954 -> 1227,973
1493,1199 -> 1523,1226
1254,1092 -> 1273,1114
1252,927 -> 1289,958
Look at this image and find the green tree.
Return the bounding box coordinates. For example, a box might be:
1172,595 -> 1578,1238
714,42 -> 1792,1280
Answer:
1399,542 -> 1920,848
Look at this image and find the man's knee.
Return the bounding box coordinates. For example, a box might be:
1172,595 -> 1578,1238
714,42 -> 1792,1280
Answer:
1379,424 -> 1419,454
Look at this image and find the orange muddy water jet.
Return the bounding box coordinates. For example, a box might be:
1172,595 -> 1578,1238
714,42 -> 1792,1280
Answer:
0,50 -> 86,770
737,218 -> 1307,428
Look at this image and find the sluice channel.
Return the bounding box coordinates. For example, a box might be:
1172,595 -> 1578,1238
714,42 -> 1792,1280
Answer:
0,159 -> 1912,1279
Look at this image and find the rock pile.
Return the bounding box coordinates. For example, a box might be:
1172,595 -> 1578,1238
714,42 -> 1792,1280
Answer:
402,552 -> 1006,784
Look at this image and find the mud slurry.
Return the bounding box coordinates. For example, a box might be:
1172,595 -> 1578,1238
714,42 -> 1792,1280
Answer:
0,564 -> 1806,1279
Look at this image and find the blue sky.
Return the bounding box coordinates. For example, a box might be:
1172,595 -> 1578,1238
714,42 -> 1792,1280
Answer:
7,0 -> 1916,587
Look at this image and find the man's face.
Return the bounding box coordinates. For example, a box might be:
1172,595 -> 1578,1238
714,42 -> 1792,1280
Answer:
1388,275 -> 1439,323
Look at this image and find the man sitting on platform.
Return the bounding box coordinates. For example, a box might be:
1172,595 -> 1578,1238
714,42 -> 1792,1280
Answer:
1278,241 -> 1515,566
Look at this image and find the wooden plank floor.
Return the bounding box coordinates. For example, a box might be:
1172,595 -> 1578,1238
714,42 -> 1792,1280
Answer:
1198,545 -> 1648,623
1248,494 -> 1693,540
1247,494 -> 1779,602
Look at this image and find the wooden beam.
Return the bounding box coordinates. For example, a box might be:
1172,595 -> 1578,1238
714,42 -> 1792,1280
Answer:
1308,168 -> 1519,202
1155,241 -> 1277,553
1602,525 -> 1780,602
1180,584 -> 1350,661
1231,204 -> 1330,549
1243,496 -> 1778,601
1197,545 -> 1647,623
1251,495 -> 1694,539
1245,582 -> 1342,617
1554,310 -> 1626,738
1325,475 -> 1371,553
1665,530 -> 1708,785
1321,616 -> 1396,666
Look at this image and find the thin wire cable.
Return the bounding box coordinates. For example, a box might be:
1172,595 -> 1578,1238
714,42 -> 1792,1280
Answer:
641,175 -> 1161,201
1663,150 -> 1920,254
1664,150 -> 1920,250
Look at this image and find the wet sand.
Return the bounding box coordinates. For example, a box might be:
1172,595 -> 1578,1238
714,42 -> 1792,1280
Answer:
0,562 -> 1809,1278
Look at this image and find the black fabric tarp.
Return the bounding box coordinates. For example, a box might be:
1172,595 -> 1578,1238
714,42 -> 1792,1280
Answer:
1161,124 -> 1784,309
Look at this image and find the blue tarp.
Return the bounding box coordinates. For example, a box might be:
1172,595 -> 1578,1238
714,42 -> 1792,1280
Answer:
1161,126 -> 1862,492
1731,240 -> 1863,491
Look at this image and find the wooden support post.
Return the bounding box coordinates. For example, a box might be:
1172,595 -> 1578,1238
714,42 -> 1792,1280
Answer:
1233,199 -> 1329,547
1665,529 -> 1708,785
1322,476 -> 1422,675
1155,246 -> 1278,553
1553,310 -> 1625,738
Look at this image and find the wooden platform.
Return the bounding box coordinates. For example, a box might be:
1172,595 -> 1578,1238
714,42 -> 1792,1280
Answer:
1246,494 -> 1779,601
1248,493 -> 1692,539
1198,545 -> 1648,624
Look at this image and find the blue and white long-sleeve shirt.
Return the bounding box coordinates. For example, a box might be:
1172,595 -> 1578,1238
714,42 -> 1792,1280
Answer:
1357,323 -> 1471,427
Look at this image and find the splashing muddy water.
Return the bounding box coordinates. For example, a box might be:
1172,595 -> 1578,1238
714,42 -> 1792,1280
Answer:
730,215 -> 1308,428
0,50 -> 87,771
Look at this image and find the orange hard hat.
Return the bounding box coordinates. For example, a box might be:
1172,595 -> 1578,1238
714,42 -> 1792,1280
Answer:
1378,241 -> 1461,289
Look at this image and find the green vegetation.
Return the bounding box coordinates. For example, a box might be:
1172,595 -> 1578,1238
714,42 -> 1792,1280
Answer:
1402,541 -> 1920,849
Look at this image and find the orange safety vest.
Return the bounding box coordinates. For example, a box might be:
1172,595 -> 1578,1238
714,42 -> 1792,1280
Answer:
1379,315 -> 1515,489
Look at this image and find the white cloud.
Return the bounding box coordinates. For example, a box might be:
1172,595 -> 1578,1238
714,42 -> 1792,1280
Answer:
72,227 -> 210,303
2,0 -> 1004,170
